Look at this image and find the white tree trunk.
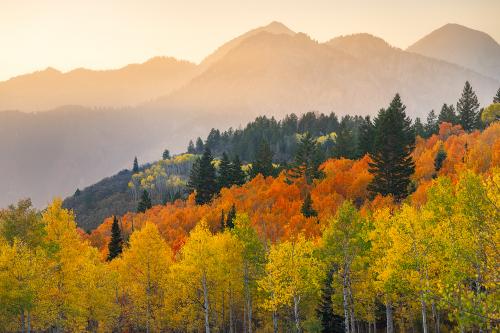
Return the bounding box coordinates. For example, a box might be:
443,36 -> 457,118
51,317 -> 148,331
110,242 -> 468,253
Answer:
343,275 -> 350,333
420,294 -> 428,333
202,273 -> 211,333
386,301 -> 394,333
294,294 -> 301,333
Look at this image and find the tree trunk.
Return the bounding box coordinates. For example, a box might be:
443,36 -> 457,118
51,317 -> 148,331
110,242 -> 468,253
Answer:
294,294 -> 301,333
421,294 -> 428,333
343,274 -> 350,333
386,301 -> 394,333
431,302 -> 440,333
272,311 -> 278,333
21,310 -> 25,333
229,288 -> 234,333
202,273 -> 211,333
27,310 -> 31,333
244,265 -> 253,333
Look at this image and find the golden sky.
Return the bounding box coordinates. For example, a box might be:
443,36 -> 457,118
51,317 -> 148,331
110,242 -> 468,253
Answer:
1,0 -> 499,81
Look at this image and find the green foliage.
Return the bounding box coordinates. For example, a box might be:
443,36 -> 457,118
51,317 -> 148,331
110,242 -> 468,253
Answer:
229,155 -> 246,186
251,140 -> 275,178
301,193 -> 318,218
434,146 -> 447,174
289,132 -> 324,184
226,204 -> 236,229
217,152 -> 232,190
368,94 -> 415,201
133,156 -> 139,173
425,109 -> 438,137
413,117 -> 426,138
107,216 -> 123,261
188,148 -> 218,205
438,103 -> 458,125
481,103 -> 500,124
457,81 -> 480,132
359,115 -> 375,155
0,199 -> 45,247
162,149 -> 170,160
187,140 -> 196,154
137,189 -> 152,213
494,87 -> 500,103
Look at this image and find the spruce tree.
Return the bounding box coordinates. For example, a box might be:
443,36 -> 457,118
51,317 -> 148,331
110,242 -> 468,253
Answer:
162,149 -> 170,160
217,152 -> 232,190
424,110 -> 438,137
187,140 -> 196,154
226,204 -> 236,229
251,140 -> 275,178
220,209 -> 226,230
368,94 -> 415,201
358,115 -> 375,155
413,117 -> 426,138
493,87 -> 500,103
333,125 -> 357,159
137,189 -> 152,213
188,148 -> 218,205
457,81 -> 480,132
301,193 -> 318,218
290,132 -> 324,184
230,155 -> 246,186
317,268 -> 344,333
107,216 -> 123,261
195,137 -> 204,153
434,147 -> 447,174
133,157 -> 139,173
438,103 -> 458,125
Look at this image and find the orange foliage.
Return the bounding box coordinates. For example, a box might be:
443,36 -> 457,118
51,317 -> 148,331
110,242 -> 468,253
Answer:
90,123 -> 500,253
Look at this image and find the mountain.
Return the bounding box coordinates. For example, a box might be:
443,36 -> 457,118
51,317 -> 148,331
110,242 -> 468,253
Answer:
159,30 -> 498,121
0,57 -> 197,111
1,22 -> 499,208
407,23 -> 500,81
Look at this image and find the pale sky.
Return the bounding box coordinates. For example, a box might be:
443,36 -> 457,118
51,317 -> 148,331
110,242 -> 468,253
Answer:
1,0 -> 499,81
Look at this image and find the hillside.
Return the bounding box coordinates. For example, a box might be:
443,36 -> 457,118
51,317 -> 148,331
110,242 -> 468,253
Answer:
2,22 -> 500,209
407,23 -> 500,81
0,57 -> 197,111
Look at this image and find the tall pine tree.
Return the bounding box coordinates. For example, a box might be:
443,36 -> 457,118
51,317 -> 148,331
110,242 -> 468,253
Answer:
424,110 -> 438,137
230,155 -> 246,186
187,140 -> 196,154
188,148 -> 218,205
413,117 -> 426,138
438,103 -> 458,125
162,149 -> 170,160
317,268 -> 344,333
107,216 -> 123,261
301,193 -> 318,218
493,87 -> 500,103
217,152 -> 233,190
226,204 -> 236,229
368,94 -> 415,201
289,132 -> 324,184
358,115 -> 375,155
132,156 -> 139,173
251,140 -> 275,178
137,189 -> 152,213
457,81 -> 480,132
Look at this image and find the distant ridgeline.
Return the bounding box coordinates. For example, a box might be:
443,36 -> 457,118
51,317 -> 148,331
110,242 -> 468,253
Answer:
64,84 -> 499,231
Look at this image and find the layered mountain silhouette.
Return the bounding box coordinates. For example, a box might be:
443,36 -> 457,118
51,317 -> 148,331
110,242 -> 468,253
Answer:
0,57 -> 197,111
1,22 -> 499,207
407,23 -> 500,81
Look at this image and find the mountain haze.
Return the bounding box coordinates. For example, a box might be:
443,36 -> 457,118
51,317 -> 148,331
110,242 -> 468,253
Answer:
407,23 -> 500,81
1,22 -> 499,207
0,57 -> 197,111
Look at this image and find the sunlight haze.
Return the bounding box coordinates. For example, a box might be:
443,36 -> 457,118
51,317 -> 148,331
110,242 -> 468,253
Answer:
1,0 -> 499,81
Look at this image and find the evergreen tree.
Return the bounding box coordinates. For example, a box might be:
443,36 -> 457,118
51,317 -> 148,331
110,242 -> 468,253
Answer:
137,189 -> 152,213
301,193 -> 318,218
434,146 -> 447,174
424,110 -> 438,137
162,149 -> 170,160
438,103 -> 458,125
230,155 -> 246,186
195,137 -> 204,154
133,157 -> 139,173
358,115 -> 375,155
333,125 -> 357,159
413,117 -> 426,138
226,204 -> 236,229
457,81 -> 480,132
187,140 -> 196,154
251,140 -> 275,178
107,216 -> 123,261
317,268 -> 344,333
188,148 -> 218,205
217,152 -> 232,190
368,94 -> 415,201
290,132 -> 324,184
493,87 -> 500,103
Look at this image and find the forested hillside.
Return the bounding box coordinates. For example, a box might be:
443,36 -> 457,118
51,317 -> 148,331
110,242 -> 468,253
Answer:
1,86 -> 498,332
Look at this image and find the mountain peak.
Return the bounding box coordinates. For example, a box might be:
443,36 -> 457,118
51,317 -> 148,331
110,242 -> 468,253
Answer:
262,21 -> 295,35
407,23 -> 500,80
326,33 -> 395,58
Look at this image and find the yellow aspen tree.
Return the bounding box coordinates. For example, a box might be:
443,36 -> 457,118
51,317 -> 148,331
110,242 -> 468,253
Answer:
116,222 -> 173,332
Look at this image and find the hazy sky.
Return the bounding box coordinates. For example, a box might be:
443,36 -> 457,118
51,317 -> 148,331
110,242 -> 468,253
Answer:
1,0 -> 499,81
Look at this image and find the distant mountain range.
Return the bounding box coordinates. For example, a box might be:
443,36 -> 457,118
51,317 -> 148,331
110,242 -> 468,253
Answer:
1,22 -> 499,207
